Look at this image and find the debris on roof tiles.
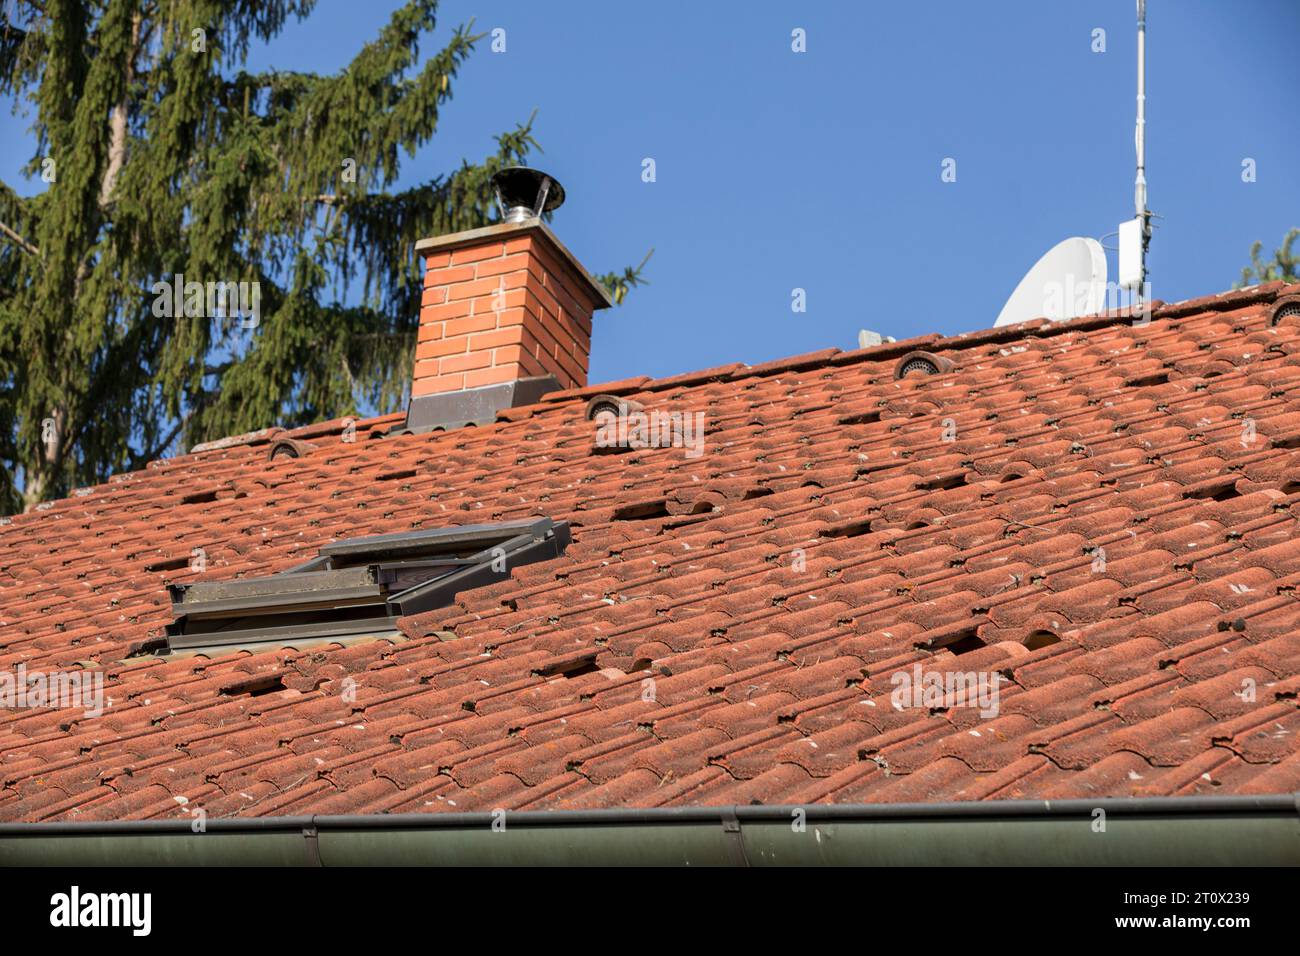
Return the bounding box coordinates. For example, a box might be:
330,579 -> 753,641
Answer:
1,284 -> 1300,822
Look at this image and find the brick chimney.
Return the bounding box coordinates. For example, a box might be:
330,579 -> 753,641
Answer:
405,169 -> 612,432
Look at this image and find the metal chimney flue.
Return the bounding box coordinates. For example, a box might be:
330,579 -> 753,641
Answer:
492,166 -> 566,224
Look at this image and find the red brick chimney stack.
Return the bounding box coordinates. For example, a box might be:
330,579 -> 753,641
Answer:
405,172 -> 611,431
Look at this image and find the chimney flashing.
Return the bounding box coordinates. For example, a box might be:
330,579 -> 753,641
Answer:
400,373 -> 561,435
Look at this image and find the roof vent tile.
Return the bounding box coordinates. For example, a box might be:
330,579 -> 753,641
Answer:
268,438 -> 319,460
894,351 -> 955,379
1269,294 -> 1300,327
586,394 -> 645,422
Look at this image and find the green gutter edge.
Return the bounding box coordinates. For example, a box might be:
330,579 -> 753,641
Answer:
1,795 -> 1297,866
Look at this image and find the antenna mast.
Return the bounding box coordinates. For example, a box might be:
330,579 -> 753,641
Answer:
1134,0 -> 1151,301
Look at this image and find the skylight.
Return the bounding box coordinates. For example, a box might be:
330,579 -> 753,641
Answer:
163,518 -> 570,654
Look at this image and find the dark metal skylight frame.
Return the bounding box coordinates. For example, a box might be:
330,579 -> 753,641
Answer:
164,518 -> 570,654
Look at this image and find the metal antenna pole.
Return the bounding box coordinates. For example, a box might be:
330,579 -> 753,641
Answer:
1134,0 -> 1151,303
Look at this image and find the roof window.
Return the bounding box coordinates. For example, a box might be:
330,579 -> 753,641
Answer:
163,518 -> 570,655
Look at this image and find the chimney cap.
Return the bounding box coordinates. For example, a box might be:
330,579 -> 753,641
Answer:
492,166 -> 565,224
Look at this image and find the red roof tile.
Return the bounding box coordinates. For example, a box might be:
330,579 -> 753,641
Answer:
3,284 -> 1300,821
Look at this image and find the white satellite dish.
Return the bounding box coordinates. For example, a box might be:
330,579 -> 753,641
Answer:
993,237 -> 1107,327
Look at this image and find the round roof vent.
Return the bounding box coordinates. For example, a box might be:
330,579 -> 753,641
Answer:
585,394 -> 645,421
1270,294 -> 1300,327
268,438 -> 318,460
894,351 -> 955,379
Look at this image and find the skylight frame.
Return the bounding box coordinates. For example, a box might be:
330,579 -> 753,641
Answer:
163,518 -> 570,654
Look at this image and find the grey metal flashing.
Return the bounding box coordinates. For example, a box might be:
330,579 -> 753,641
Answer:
318,518 -> 554,560
400,374 -> 560,435
175,566 -> 378,604
164,630 -> 406,659
1,795 -> 1296,866
165,616 -> 404,653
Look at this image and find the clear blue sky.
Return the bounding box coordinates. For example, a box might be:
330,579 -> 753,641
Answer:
3,0 -> 1297,385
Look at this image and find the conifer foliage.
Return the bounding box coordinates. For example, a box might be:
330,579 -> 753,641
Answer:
1239,228 -> 1300,289
0,1 -> 645,513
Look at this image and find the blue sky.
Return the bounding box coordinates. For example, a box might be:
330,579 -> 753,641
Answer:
3,0 -> 1298,385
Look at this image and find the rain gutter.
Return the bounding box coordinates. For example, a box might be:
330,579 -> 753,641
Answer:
1,794 -> 1297,866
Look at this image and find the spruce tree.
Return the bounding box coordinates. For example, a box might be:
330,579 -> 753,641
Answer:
1239,227 -> 1300,288
0,1 -> 645,513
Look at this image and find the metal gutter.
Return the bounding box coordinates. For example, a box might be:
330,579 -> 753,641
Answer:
2,795 -> 1297,866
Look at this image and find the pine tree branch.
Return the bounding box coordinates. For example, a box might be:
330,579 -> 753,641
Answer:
133,416 -> 186,467
0,1 -> 653,513
0,219 -> 39,257
595,248 -> 654,305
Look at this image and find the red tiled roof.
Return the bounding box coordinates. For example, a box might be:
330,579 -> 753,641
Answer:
3,282 -> 1300,821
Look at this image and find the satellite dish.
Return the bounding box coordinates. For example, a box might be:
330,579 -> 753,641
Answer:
994,237 -> 1107,327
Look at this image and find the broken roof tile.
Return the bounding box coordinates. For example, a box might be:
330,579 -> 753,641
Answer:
2,285 -> 1300,821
